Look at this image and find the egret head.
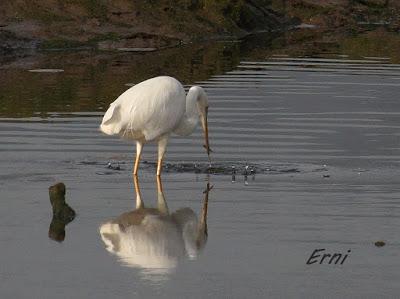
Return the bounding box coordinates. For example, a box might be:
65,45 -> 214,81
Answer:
194,87 -> 211,161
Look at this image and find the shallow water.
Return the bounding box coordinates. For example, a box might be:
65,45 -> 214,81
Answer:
1,31 -> 400,298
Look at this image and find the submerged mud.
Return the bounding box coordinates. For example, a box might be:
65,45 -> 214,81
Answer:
100,160 -> 303,176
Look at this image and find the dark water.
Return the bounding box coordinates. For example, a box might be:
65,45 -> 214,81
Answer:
1,30 -> 400,298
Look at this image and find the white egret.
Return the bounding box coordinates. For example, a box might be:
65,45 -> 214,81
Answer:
100,76 -> 211,176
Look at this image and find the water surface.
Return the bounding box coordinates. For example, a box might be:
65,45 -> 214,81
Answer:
1,30 -> 400,298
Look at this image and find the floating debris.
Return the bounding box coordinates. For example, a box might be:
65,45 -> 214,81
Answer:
117,47 -> 157,52
295,23 -> 317,29
243,164 -> 249,185
231,164 -> 237,182
323,174 -> 331,178
375,241 -> 386,247
194,163 -> 200,174
244,165 -> 249,176
363,56 -> 390,61
28,69 -> 64,73
249,167 -> 255,180
107,161 -> 121,171
354,168 -> 369,175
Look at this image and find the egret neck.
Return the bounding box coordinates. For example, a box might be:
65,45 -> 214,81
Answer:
173,88 -> 200,136
173,86 -> 211,161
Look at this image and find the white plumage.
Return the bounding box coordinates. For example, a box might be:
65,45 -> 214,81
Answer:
100,76 -> 211,176
99,177 -> 210,280
99,209 -> 201,272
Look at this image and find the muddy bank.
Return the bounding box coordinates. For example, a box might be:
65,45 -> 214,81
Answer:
0,0 -> 285,54
1,0 -> 399,56
282,0 -> 400,32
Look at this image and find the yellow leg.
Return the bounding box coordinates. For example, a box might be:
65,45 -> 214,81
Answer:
156,175 -> 163,193
156,157 -> 163,176
133,175 -> 144,209
156,135 -> 169,176
133,141 -> 143,176
156,176 -> 168,215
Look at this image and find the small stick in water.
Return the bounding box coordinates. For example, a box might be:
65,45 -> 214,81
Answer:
244,164 -> 249,176
250,167 -> 255,181
48,182 -> 76,242
244,165 -> 249,185
231,165 -> 236,183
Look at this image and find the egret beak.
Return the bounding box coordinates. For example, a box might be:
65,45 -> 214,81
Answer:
201,106 -> 212,162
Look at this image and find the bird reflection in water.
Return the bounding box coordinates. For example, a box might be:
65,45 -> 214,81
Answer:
99,176 -> 211,281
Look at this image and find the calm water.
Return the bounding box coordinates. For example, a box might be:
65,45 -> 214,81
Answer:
1,31 -> 400,298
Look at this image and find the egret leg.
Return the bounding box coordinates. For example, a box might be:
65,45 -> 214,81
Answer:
133,141 -> 143,176
133,175 -> 144,209
156,135 -> 169,176
156,176 -> 169,215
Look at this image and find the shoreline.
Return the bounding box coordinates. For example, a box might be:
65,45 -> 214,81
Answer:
2,0 -> 400,59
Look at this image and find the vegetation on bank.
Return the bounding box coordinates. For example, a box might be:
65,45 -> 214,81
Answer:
0,0 -> 283,52
281,0 -> 400,32
0,0 -> 399,53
